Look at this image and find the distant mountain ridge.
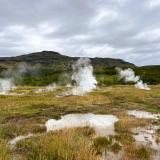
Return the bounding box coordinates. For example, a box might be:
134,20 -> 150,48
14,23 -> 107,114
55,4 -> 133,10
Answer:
1,51 -> 160,85
0,51 -> 135,70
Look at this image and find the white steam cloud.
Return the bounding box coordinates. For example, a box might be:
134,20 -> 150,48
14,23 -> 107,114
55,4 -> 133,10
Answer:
135,80 -> 150,90
117,68 -> 139,82
0,63 -> 40,94
70,58 -> 97,95
35,83 -> 57,93
117,68 -> 150,90
46,83 -> 57,91
0,78 -> 16,94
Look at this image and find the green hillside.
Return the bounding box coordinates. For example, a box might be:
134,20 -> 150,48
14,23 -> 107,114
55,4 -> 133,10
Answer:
0,51 -> 160,86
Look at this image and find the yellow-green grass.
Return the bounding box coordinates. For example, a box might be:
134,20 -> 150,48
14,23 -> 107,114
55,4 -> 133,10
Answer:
0,85 -> 159,159
0,139 -> 11,160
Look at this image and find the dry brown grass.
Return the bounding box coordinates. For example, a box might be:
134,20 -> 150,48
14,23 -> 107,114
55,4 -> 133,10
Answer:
115,116 -> 150,133
0,85 -> 160,159
16,128 -> 99,160
114,114 -> 153,160
123,144 -> 151,160
0,139 -> 11,160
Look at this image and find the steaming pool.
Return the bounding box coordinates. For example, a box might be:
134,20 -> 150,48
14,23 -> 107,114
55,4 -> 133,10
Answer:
46,113 -> 119,136
8,112 -> 160,159
9,113 -> 119,148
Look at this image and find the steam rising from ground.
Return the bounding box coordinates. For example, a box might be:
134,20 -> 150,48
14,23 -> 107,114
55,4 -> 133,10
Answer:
35,83 -> 57,93
0,63 -> 29,94
117,68 -> 150,90
117,68 -> 139,82
135,80 -> 150,90
0,63 -> 40,94
46,83 -> 57,91
70,58 -> 97,95
0,78 -> 16,94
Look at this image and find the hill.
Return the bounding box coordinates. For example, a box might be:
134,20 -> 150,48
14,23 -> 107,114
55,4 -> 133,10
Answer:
0,51 -> 135,71
0,51 -> 160,86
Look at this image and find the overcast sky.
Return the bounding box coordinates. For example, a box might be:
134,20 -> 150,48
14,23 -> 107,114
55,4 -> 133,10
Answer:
0,0 -> 160,65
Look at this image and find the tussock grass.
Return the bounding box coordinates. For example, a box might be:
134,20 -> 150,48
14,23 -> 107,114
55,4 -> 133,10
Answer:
93,136 -> 121,154
16,128 -> 99,160
115,117 -> 150,134
155,126 -> 160,144
124,145 -> 151,160
0,139 -> 11,160
0,85 -> 159,159
114,114 -> 152,160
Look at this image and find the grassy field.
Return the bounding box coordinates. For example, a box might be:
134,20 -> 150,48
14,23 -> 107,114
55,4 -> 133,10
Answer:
0,85 -> 160,160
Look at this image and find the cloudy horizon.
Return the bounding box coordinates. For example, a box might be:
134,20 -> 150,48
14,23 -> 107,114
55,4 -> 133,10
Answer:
0,0 -> 160,66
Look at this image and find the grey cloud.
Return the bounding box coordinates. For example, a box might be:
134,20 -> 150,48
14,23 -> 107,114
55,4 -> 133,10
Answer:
0,0 -> 160,65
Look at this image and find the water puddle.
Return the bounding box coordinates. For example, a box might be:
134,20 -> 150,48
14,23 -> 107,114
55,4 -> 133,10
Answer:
133,125 -> 160,160
0,92 -> 25,96
9,134 -> 33,148
46,113 -> 119,136
128,110 -> 160,119
101,150 -> 124,160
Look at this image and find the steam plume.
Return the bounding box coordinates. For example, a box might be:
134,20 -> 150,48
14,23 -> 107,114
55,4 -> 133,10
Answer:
0,78 -> 16,94
117,68 -> 150,90
0,63 -> 40,94
46,83 -> 57,91
71,58 -> 97,95
35,83 -> 57,93
135,80 -> 150,90
117,68 -> 139,82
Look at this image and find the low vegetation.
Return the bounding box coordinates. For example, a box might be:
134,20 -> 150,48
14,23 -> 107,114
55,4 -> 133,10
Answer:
0,85 -> 159,159
0,140 -> 11,160
15,128 -> 99,160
